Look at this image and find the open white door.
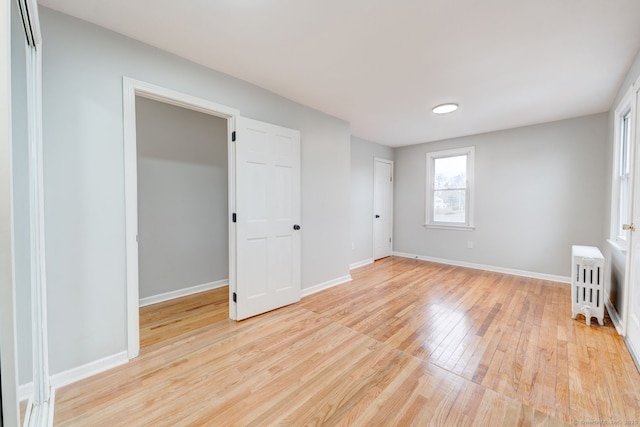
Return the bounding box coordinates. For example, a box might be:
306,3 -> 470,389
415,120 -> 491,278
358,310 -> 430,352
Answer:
627,217 -> 640,367
235,117 -> 301,320
373,158 -> 393,260
626,82 -> 640,368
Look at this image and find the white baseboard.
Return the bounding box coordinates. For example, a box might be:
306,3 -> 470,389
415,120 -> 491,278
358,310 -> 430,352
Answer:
350,258 -> 374,270
606,298 -> 625,335
18,381 -> 33,401
392,251 -> 571,284
301,274 -> 352,298
625,337 -> 640,372
50,351 -> 128,390
139,279 -> 228,307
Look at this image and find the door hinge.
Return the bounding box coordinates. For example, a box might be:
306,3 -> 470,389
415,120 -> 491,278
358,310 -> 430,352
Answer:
389,237 -> 392,243
390,176 -> 392,182
233,292 -> 237,303
232,131 -> 236,142
232,213 -> 237,223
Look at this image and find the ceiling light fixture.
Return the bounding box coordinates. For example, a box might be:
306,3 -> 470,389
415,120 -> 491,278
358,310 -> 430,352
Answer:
432,103 -> 458,114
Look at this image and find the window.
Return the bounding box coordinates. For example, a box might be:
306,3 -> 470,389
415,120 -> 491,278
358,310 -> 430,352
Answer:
618,111 -> 632,238
425,147 -> 475,229
612,88 -> 633,244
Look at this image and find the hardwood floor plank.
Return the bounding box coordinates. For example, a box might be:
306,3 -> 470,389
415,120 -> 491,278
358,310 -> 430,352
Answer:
54,257 -> 638,426
139,286 -> 229,350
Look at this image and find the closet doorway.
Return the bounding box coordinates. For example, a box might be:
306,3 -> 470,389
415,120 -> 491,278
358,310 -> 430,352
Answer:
123,78 -> 301,360
135,96 -> 230,352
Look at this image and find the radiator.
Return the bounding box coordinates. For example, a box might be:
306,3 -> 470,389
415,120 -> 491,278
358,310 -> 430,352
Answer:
571,245 -> 605,326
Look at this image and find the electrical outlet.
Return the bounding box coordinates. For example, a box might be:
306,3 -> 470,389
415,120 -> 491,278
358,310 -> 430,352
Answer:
351,242 -> 355,250
467,240 -> 474,249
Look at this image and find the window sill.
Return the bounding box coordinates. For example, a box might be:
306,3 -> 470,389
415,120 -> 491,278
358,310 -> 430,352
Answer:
607,239 -> 628,255
424,224 -> 475,231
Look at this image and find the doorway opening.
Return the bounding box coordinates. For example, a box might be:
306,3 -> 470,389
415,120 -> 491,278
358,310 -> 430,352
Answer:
134,96 -> 229,352
123,78 -> 239,359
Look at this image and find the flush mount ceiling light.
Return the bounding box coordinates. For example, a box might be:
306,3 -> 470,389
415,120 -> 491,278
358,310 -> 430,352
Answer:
432,103 -> 459,114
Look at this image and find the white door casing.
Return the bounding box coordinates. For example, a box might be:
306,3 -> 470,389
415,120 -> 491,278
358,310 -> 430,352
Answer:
235,117 -> 301,320
0,1 -> 20,424
123,77 -> 239,357
373,158 -> 393,260
625,78 -> 640,367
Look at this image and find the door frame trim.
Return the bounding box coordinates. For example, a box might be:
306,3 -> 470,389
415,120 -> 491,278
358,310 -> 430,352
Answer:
372,158 -> 394,261
1,1 -> 20,424
623,78 -> 638,338
122,77 -> 239,359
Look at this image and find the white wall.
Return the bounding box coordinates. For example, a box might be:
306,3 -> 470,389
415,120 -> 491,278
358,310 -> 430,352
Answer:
136,97 -> 228,299
350,137 -> 394,266
394,113 -> 608,278
40,8 -> 351,375
603,48 -> 640,319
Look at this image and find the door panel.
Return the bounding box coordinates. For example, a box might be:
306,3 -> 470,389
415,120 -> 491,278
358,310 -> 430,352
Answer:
373,159 -> 393,260
235,117 -> 300,320
626,85 -> 640,366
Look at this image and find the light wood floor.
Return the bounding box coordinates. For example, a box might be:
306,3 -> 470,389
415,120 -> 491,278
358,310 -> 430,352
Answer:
20,400 -> 28,425
54,257 -> 640,426
139,286 -> 229,351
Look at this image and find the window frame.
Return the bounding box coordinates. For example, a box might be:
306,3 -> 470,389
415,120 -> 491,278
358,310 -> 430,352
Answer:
611,87 -> 635,247
425,146 -> 475,230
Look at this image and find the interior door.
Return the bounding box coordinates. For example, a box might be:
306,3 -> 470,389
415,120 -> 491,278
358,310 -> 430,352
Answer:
626,84 -> 640,367
235,117 -> 301,320
373,159 -> 393,260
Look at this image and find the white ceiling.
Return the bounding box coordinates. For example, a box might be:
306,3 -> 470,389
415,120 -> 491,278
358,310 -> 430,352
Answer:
38,0 -> 640,147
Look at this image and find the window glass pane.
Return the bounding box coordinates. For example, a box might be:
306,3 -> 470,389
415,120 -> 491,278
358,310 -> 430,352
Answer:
617,110 -> 631,239
434,189 -> 466,223
434,155 -> 467,190
621,112 -> 630,175
619,178 -> 629,237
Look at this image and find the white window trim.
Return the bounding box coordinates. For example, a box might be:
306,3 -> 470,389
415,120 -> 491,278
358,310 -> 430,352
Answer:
425,146 -> 475,230
610,85 -> 635,246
